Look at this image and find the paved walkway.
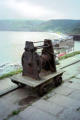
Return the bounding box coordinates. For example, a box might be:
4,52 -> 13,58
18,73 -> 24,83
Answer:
12,61 -> 80,120
0,55 -> 80,120
57,54 -> 80,69
12,62 -> 80,120
0,78 -> 17,96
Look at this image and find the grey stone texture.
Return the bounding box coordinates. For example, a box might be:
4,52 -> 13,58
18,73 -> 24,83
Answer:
19,106 -> 57,120
32,99 -> 65,116
48,94 -> 80,110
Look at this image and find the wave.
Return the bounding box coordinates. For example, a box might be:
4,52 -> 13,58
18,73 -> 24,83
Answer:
0,62 -> 21,76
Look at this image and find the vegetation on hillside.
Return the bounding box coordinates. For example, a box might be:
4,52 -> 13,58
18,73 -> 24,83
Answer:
59,51 -> 80,60
0,19 -> 80,34
0,68 -> 22,79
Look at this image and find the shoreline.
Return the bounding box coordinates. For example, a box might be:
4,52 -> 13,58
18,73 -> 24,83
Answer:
0,69 -> 22,80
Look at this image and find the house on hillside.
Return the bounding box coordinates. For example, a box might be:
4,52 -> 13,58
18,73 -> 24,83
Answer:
52,36 -> 74,54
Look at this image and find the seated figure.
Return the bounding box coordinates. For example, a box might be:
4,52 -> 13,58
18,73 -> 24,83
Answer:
41,39 -> 56,72
22,41 -> 41,80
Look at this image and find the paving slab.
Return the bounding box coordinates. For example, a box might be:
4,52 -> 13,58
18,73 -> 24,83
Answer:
68,90 -> 80,101
0,87 -> 29,104
0,78 -> 18,96
11,70 -> 63,88
32,99 -> 66,116
0,87 -> 33,120
0,102 -> 8,118
48,94 -> 80,110
0,100 -> 19,120
56,108 -> 80,120
61,78 -> 80,91
76,74 -> 80,79
68,78 -> 80,84
19,106 -> 58,120
63,81 -> 80,90
8,115 -> 25,120
62,61 -> 80,81
57,54 -> 80,69
53,85 -> 74,96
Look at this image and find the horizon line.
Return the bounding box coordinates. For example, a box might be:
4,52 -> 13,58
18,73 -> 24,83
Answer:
0,19 -> 80,21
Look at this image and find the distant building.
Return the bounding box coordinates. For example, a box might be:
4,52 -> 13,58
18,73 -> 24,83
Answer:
52,36 -> 74,54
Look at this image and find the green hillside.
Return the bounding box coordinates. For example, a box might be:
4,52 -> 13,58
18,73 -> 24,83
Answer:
0,19 -> 44,31
37,20 -> 80,34
0,19 -> 80,34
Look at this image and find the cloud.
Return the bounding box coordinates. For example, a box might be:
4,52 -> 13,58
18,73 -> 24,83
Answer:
0,0 -> 79,19
0,0 -> 64,19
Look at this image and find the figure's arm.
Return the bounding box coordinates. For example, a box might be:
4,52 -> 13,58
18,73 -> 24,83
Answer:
21,53 -> 24,66
36,54 -> 42,73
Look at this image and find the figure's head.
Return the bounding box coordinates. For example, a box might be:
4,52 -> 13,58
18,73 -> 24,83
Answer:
44,39 -> 52,47
24,41 -> 36,52
43,39 -> 53,52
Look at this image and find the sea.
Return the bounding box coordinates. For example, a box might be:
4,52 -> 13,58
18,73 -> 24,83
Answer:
0,31 -> 80,75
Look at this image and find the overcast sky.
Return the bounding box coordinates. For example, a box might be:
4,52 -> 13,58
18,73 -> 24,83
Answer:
0,0 -> 80,20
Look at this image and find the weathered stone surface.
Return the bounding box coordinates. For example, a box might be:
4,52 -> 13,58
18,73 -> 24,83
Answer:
53,86 -> 74,96
61,80 -> 80,90
32,99 -> 65,116
0,102 -> 8,119
19,106 -> 57,120
62,72 -> 74,81
0,103 -> 19,120
0,88 -> 31,120
66,82 -> 80,90
57,55 -> 80,70
61,61 -> 80,81
0,78 -> 17,96
8,115 -> 24,120
68,78 -> 80,84
68,90 -> 80,101
48,94 -> 80,110
76,74 -> 80,79
56,108 -> 80,120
